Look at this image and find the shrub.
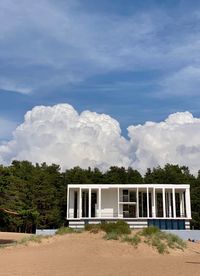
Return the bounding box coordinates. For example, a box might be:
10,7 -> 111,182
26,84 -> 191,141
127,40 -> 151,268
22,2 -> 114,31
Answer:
85,224 -> 101,233
85,221 -> 131,235
56,227 -> 75,235
140,226 -> 160,236
101,220 -> 131,235
104,232 -> 119,240
122,234 -> 141,248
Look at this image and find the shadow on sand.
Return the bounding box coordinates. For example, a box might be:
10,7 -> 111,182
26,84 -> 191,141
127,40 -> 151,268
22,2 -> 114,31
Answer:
0,239 -> 16,245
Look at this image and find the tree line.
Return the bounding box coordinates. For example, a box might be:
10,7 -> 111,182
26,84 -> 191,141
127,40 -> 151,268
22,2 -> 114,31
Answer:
0,161 -> 200,232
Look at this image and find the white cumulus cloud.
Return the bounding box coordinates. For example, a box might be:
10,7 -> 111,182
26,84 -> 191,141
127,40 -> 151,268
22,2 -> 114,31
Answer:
0,104 -> 132,170
128,111 -> 200,174
0,104 -> 200,175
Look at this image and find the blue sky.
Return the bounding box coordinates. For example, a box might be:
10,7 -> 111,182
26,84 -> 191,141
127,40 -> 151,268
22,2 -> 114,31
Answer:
1,0 -> 200,139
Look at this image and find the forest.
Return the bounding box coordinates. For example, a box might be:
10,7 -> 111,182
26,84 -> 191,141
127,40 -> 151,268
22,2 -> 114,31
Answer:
0,161 -> 200,232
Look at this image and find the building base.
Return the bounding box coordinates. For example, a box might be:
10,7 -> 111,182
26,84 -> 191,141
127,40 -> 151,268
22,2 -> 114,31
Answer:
68,219 -> 190,230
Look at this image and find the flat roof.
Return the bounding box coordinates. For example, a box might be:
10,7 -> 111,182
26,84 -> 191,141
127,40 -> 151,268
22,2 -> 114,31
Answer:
68,184 -> 190,189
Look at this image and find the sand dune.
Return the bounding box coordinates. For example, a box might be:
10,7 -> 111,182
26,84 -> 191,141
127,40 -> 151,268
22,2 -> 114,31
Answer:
0,231 -> 200,276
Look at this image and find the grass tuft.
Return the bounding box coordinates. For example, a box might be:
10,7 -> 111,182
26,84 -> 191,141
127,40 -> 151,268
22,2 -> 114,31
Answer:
56,227 -> 75,235
104,232 -> 119,240
151,237 -> 167,254
18,235 -> 49,246
165,233 -> 186,250
140,226 -> 160,236
122,234 -> 141,248
0,242 -> 17,249
139,226 -> 186,254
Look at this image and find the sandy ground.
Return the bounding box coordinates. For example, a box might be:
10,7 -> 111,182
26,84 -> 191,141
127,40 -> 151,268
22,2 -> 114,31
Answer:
0,231 -> 200,276
0,232 -> 30,243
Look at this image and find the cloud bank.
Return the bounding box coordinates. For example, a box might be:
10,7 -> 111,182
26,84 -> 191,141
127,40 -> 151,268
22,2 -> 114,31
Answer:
128,112 -> 200,174
0,104 -> 132,170
0,104 -> 200,174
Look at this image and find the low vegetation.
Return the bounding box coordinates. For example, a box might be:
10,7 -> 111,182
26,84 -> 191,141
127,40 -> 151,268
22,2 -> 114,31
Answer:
0,223 -> 186,255
140,226 -> 186,254
56,227 -> 75,235
17,235 -> 50,246
85,224 -> 101,234
0,235 -> 49,249
103,220 -> 131,235
122,234 -> 141,248
85,220 -> 131,236
85,222 -> 186,254
104,231 -> 119,240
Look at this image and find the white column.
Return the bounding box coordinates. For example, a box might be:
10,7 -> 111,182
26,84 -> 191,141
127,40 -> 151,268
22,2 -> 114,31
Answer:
162,188 -> 166,218
98,188 -> 101,218
165,192 -> 168,217
168,192 -> 172,218
79,187 -> 82,218
147,187 -> 149,218
136,187 -> 139,218
88,188 -> 91,218
67,186 -> 69,219
182,192 -> 185,217
141,192 -> 144,217
179,192 -> 183,217
152,187 -> 156,218
117,188 -> 119,217
172,188 -> 176,218
185,188 -> 191,218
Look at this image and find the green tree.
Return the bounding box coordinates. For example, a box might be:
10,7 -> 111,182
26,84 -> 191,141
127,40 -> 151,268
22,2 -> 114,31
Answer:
104,166 -> 127,183
127,167 -> 143,183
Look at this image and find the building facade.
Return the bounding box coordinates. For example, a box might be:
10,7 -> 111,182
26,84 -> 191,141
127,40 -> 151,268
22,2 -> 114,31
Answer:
67,184 -> 191,230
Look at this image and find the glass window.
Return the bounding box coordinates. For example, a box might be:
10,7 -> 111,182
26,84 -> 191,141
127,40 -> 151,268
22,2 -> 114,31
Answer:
129,191 -> 136,202
123,190 -> 129,202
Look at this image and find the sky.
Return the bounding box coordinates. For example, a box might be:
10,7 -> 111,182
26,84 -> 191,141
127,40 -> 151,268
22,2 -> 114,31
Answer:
1,0 -> 200,174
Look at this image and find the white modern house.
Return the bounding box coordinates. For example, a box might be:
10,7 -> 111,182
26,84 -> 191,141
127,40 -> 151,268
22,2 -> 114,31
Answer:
67,184 -> 191,230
